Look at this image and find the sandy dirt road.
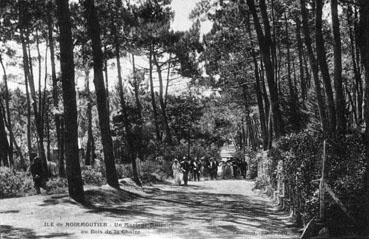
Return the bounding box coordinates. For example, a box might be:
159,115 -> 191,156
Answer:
0,180 -> 299,239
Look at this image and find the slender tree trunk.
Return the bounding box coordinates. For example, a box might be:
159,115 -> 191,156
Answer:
347,6 -> 363,125
47,1 -> 65,177
300,0 -> 328,133
4,123 -> 25,170
42,41 -> 50,163
132,54 -> 144,160
0,105 -> 9,167
84,0 -> 119,188
25,55 -> 32,163
85,69 -> 94,166
315,0 -> 336,134
0,55 -> 13,166
245,12 -> 267,149
354,6 -> 363,123
358,0 -> 369,232
245,0 -> 284,138
104,45 -> 110,116
19,8 -> 48,176
331,0 -> 346,133
164,54 -> 172,107
285,13 -> 299,131
112,20 -> 141,186
260,59 -> 271,147
18,18 -> 33,164
153,54 -> 172,144
149,46 -> 161,142
56,0 -> 85,203
295,16 -> 307,102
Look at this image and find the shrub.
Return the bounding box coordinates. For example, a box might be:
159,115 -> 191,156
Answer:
46,178 -> 68,194
253,176 -> 269,190
115,164 -> 133,179
268,130 -> 367,234
0,167 -> 33,198
81,167 -> 106,186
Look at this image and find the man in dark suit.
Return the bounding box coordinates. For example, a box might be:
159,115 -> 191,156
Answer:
209,158 -> 218,180
30,155 -> 47,194
181,156 -> 191,186
239,158 -> 248,179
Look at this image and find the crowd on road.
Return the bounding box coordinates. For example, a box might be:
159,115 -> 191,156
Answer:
171,156 -> 248,186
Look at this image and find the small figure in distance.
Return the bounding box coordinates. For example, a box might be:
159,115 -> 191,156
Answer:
209,158 -> 218,180
239,158 -> 248,179
192,157 -> 201,182
172,158 -> 182,186
180,156 -> 191,186
30,155 -> 48,194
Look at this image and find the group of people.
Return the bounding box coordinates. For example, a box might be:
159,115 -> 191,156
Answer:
171,156 -> 219,186
230,158 -> 248,179
171,156 -> 249,186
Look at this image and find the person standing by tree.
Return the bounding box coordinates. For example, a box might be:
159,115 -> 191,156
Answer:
209,158 -> 218,180
30,155 -> 47,194
181,156 -> 191,186
192,157 -> 201,182
239,158 -> 248,179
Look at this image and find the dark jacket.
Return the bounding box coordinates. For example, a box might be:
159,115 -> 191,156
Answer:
181,161 -> 191,172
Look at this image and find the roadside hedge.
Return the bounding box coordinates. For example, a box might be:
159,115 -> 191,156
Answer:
268,130 -> 367,234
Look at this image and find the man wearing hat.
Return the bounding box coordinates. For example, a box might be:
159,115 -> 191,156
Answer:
180,156 -> 191,186
30,155 -> 47,194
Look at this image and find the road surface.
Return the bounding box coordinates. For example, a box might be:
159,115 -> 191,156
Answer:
0,180 -> 299,239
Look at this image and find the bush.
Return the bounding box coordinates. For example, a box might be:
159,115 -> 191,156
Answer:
269,130 -> 367,234
115,164 -> 132,179
81,167 -> 106,186
46,178 -> 68,194
253,176 -> 270,190
0,167 -> 33,198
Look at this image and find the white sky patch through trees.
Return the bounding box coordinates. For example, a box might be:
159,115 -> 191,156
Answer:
2,0 -> 212,95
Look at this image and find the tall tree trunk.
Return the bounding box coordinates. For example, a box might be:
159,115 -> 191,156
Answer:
42,40 -> 50,163
347,5 -> 363,125
358,0 -> 369,232
300,0 -> 328,133
0,55 -> 13,166
47,1 -> 65,177
331,0 -> 346,133
153,54 -> 172,144
104,45 -> 110,116
19,1 -> 48,177
315,0 -> 336,134
56,0 -> 85,203
18,21 -> 34,165
260,59 -> 271,147
295,16 -> 307,102
112,19 -> 141,186
245,0 -> 284,138
245,11 -> 267,149
85,69 -> 95,166
149,46 -> 161,142
0,105 -> 9,167
132,54 -> 144,161
285,13 -> 300,131
24,52 -> 32,163
84,0 -> 119,188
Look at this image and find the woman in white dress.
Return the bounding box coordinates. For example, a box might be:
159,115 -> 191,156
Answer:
172,158 -> 183,185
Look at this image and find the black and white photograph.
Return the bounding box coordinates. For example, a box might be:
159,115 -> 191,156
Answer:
1,0 -> 369,238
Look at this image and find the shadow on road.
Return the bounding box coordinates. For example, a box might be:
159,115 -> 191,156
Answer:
81,182 -> 299,238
